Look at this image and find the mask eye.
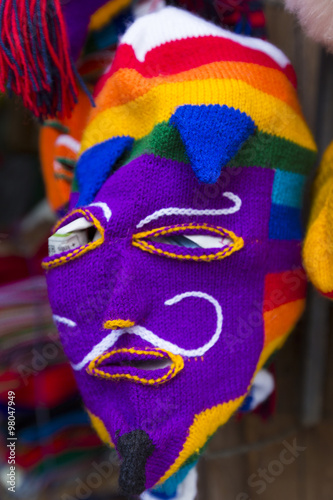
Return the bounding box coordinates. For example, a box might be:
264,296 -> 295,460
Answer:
132,224 -> 243,262
48,217 -> 101,256
42,208 -> 104,270
149,234 -> 233,249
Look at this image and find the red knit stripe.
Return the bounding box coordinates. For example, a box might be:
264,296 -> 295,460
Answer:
96,36 -> 296,97
321,289 -> 333,299
263,268 -> 307,312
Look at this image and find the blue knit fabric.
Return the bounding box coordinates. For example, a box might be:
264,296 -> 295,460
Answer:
149,461 -> 198,499
240,391 -> 254,412
170,104 -> 255,184
269,204 -> 303,240
272,170 -> 306,208
76,136 -> 133,207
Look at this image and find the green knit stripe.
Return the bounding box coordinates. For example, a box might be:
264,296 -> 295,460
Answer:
124,121 -> 316,175
56,157 -> 76,171
71,121 -> 316,196
43,120 -> 70,134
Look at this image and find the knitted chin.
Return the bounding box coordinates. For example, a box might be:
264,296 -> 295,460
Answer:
43,7 -> 317,496
284,0 -> 333,51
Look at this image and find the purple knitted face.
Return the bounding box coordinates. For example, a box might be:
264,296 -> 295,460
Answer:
44,154 -> 300,492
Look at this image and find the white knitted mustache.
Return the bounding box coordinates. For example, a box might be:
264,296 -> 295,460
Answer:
54,291 -> 223,371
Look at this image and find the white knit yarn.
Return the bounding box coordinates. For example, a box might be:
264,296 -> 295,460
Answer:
141,466 -> 198,500
121,6 -> 290,67
53,315 -> 77,328
71,291 -> 223,371
89,202 -> 112,221
136,192 -> 242,229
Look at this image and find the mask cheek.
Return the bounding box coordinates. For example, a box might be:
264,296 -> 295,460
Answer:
148,293 -> 219,352
46,270 -> 77,324
45,273 -> 94,364
55,324 -> 81,360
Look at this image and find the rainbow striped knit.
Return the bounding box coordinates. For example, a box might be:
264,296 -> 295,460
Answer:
44,7 -> 317,497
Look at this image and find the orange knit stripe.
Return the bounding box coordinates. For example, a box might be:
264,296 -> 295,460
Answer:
91,61 -> 301,123
263,298 -> 305,348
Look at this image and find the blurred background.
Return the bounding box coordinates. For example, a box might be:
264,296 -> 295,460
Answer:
0,1 -> 333,499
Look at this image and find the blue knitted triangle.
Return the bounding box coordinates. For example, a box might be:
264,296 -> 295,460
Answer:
76,136 -> 133,207
170,105 -> 255,184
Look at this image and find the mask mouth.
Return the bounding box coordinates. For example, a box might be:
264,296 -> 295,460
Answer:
86,347 -> 184,385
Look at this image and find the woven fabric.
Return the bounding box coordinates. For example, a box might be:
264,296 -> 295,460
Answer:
43,7 -> 316,495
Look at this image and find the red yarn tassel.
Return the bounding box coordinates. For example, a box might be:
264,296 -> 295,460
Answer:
0,0 -> 90,120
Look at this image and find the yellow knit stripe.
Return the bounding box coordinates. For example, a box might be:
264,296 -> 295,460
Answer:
303,202 -> 333,292
253,300 -> 305,398
81,79 -> 316,154
303,141 -> 333,293
263,299 -> 305,348
157,394 -> 246,484
257,331 -> 290,372
157,299 -> 305,484
86,409 -> 114,447
91,63 -> 302,117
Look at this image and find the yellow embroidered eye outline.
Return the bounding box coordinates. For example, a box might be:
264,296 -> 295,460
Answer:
132,224 -> 244,262
42,209 -> 104,270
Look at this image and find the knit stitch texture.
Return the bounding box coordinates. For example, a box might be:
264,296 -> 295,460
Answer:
43,6 -> 317,495
303,141 -> 333,297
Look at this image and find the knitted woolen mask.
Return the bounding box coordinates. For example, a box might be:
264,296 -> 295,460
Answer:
43,7 -> 317,496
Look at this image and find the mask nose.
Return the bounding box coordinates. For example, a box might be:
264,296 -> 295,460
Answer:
103,319 -> 135,330
117,429 -> 155,496
104,261 -> 151,329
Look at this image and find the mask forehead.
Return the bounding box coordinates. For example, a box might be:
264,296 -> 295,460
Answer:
95,155 -> 274,239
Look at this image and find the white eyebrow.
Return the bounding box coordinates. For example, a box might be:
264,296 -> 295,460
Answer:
53,315 -> 77,328
136,192 -> 241,229
88,202 -> 112,221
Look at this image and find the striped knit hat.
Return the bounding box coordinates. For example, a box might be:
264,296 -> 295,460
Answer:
38,0 -> 267,215
44,7 -> 317,497
0,0 -> 264,120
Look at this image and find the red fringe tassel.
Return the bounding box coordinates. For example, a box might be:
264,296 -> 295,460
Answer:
0,0 -> 82,120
